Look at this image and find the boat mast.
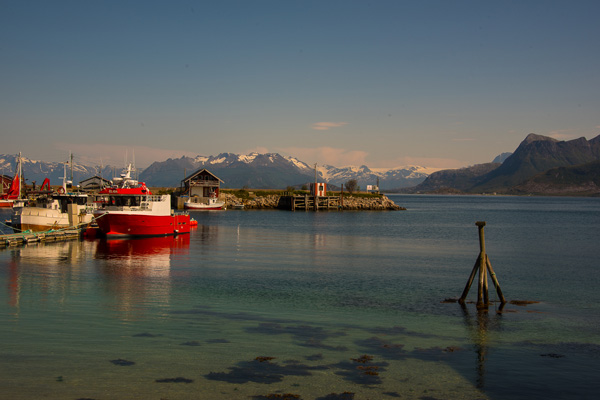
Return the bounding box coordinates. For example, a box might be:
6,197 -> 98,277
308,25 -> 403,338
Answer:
17,152 -> 23,199
61,161 -> 68,193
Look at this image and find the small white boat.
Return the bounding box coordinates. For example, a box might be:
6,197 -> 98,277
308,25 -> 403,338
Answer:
184,194 -> 226,210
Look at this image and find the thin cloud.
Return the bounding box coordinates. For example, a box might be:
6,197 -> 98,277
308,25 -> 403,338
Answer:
280,146 -> 367,167
311,122 -> 348,131
280,147 -> 469,170
373,156 -> 468,170
547,129 -> 578,141
451,138 -> 476,142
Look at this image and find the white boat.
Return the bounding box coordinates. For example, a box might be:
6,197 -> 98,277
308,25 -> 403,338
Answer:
11,162 -> 94,233
184,194 -> 226,210
11,195 -> 93,232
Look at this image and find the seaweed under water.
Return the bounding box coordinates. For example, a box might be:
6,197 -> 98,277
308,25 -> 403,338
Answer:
132,332 -> 163,338
206,338 -> 231,343
305,353 -> 323,361
355,336 -> 465,362
333,354 -> 388,386
315,391 -> 355,400
180,340 -> 202,346
206,357 -> 327,384
110,358 -> 135,366
155,377 -> 194,383
246,322 -> 348,351
251,393 -> 302,400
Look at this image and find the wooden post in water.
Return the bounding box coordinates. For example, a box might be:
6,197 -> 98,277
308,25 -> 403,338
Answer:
314,163 -> 318,211
459,221 -> 506,308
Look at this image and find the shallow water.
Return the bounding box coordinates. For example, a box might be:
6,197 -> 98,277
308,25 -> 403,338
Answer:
1,195 -> 599,399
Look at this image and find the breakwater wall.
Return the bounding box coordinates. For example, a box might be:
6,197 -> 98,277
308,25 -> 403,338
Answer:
222,193 -> 405,210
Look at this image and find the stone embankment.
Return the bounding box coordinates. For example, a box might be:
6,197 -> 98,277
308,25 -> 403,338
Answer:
338,195 -> 405,210
221,193 -> 405,210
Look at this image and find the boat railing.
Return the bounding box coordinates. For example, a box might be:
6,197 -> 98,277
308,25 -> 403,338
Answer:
145,195 -> 167,202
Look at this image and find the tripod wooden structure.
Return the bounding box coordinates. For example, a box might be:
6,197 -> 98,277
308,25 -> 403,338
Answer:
459,221 -> 506,309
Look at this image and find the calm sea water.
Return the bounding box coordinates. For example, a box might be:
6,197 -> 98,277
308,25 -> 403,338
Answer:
1,195 -> 599,400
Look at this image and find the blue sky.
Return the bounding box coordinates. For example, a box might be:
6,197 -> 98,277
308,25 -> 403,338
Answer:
2,0 -> 599,169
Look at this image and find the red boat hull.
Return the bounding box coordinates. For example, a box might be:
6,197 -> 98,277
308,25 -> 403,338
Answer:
95,213 -> 191,237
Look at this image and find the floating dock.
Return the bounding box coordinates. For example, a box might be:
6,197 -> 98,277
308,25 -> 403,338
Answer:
0,229 -> 81,248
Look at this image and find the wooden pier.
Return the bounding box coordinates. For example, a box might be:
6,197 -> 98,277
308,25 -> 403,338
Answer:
280,195 -> 341,211
0,230 -> 81,248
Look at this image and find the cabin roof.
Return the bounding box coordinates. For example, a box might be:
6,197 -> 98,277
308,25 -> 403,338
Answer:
80,175 -> 112,184
182,168 -> 224,184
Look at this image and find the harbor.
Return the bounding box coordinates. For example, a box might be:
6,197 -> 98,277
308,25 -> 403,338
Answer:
1,195 -> 599,400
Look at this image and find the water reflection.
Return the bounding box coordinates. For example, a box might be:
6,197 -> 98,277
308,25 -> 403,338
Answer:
194,223 -> 219,242
3,236 -> 192,318
6,240 -> 97,314
95,235 -> 190,276
15,238 -> 96,265
461,303 -> 505,389
94,235 -> 190,320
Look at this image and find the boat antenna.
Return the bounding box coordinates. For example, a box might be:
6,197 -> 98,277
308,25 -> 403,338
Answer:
100,158 -> 104,188
17,152 -> 23,199
61,161 -> 68,193
132,149 -> 137,180
70,151 -> 74,184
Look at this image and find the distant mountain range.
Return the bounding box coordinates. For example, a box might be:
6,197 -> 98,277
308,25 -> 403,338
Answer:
139,153 -> 433,190
407,133 -> 600,195
0,152 -> 433,190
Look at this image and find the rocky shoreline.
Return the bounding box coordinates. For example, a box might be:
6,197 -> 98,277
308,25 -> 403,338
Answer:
221,193 -> 405,210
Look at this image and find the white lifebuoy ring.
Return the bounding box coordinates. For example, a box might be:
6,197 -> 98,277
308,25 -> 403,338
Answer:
58,187 -> 65,194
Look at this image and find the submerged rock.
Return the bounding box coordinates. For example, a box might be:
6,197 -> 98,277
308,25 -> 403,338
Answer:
155,377 -> 194,383
110,358 -> 135,366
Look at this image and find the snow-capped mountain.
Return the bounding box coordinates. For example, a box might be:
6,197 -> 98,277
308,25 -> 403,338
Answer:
319,164 -> 433,190
0,154 -> 114,187
140,152 -> 431,189
140,152 -> 316,188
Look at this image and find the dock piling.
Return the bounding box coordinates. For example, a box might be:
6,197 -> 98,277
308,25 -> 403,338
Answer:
459,221 -> 506,308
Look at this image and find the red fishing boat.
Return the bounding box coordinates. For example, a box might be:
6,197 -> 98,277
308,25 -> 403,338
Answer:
93,164 -> 191,237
